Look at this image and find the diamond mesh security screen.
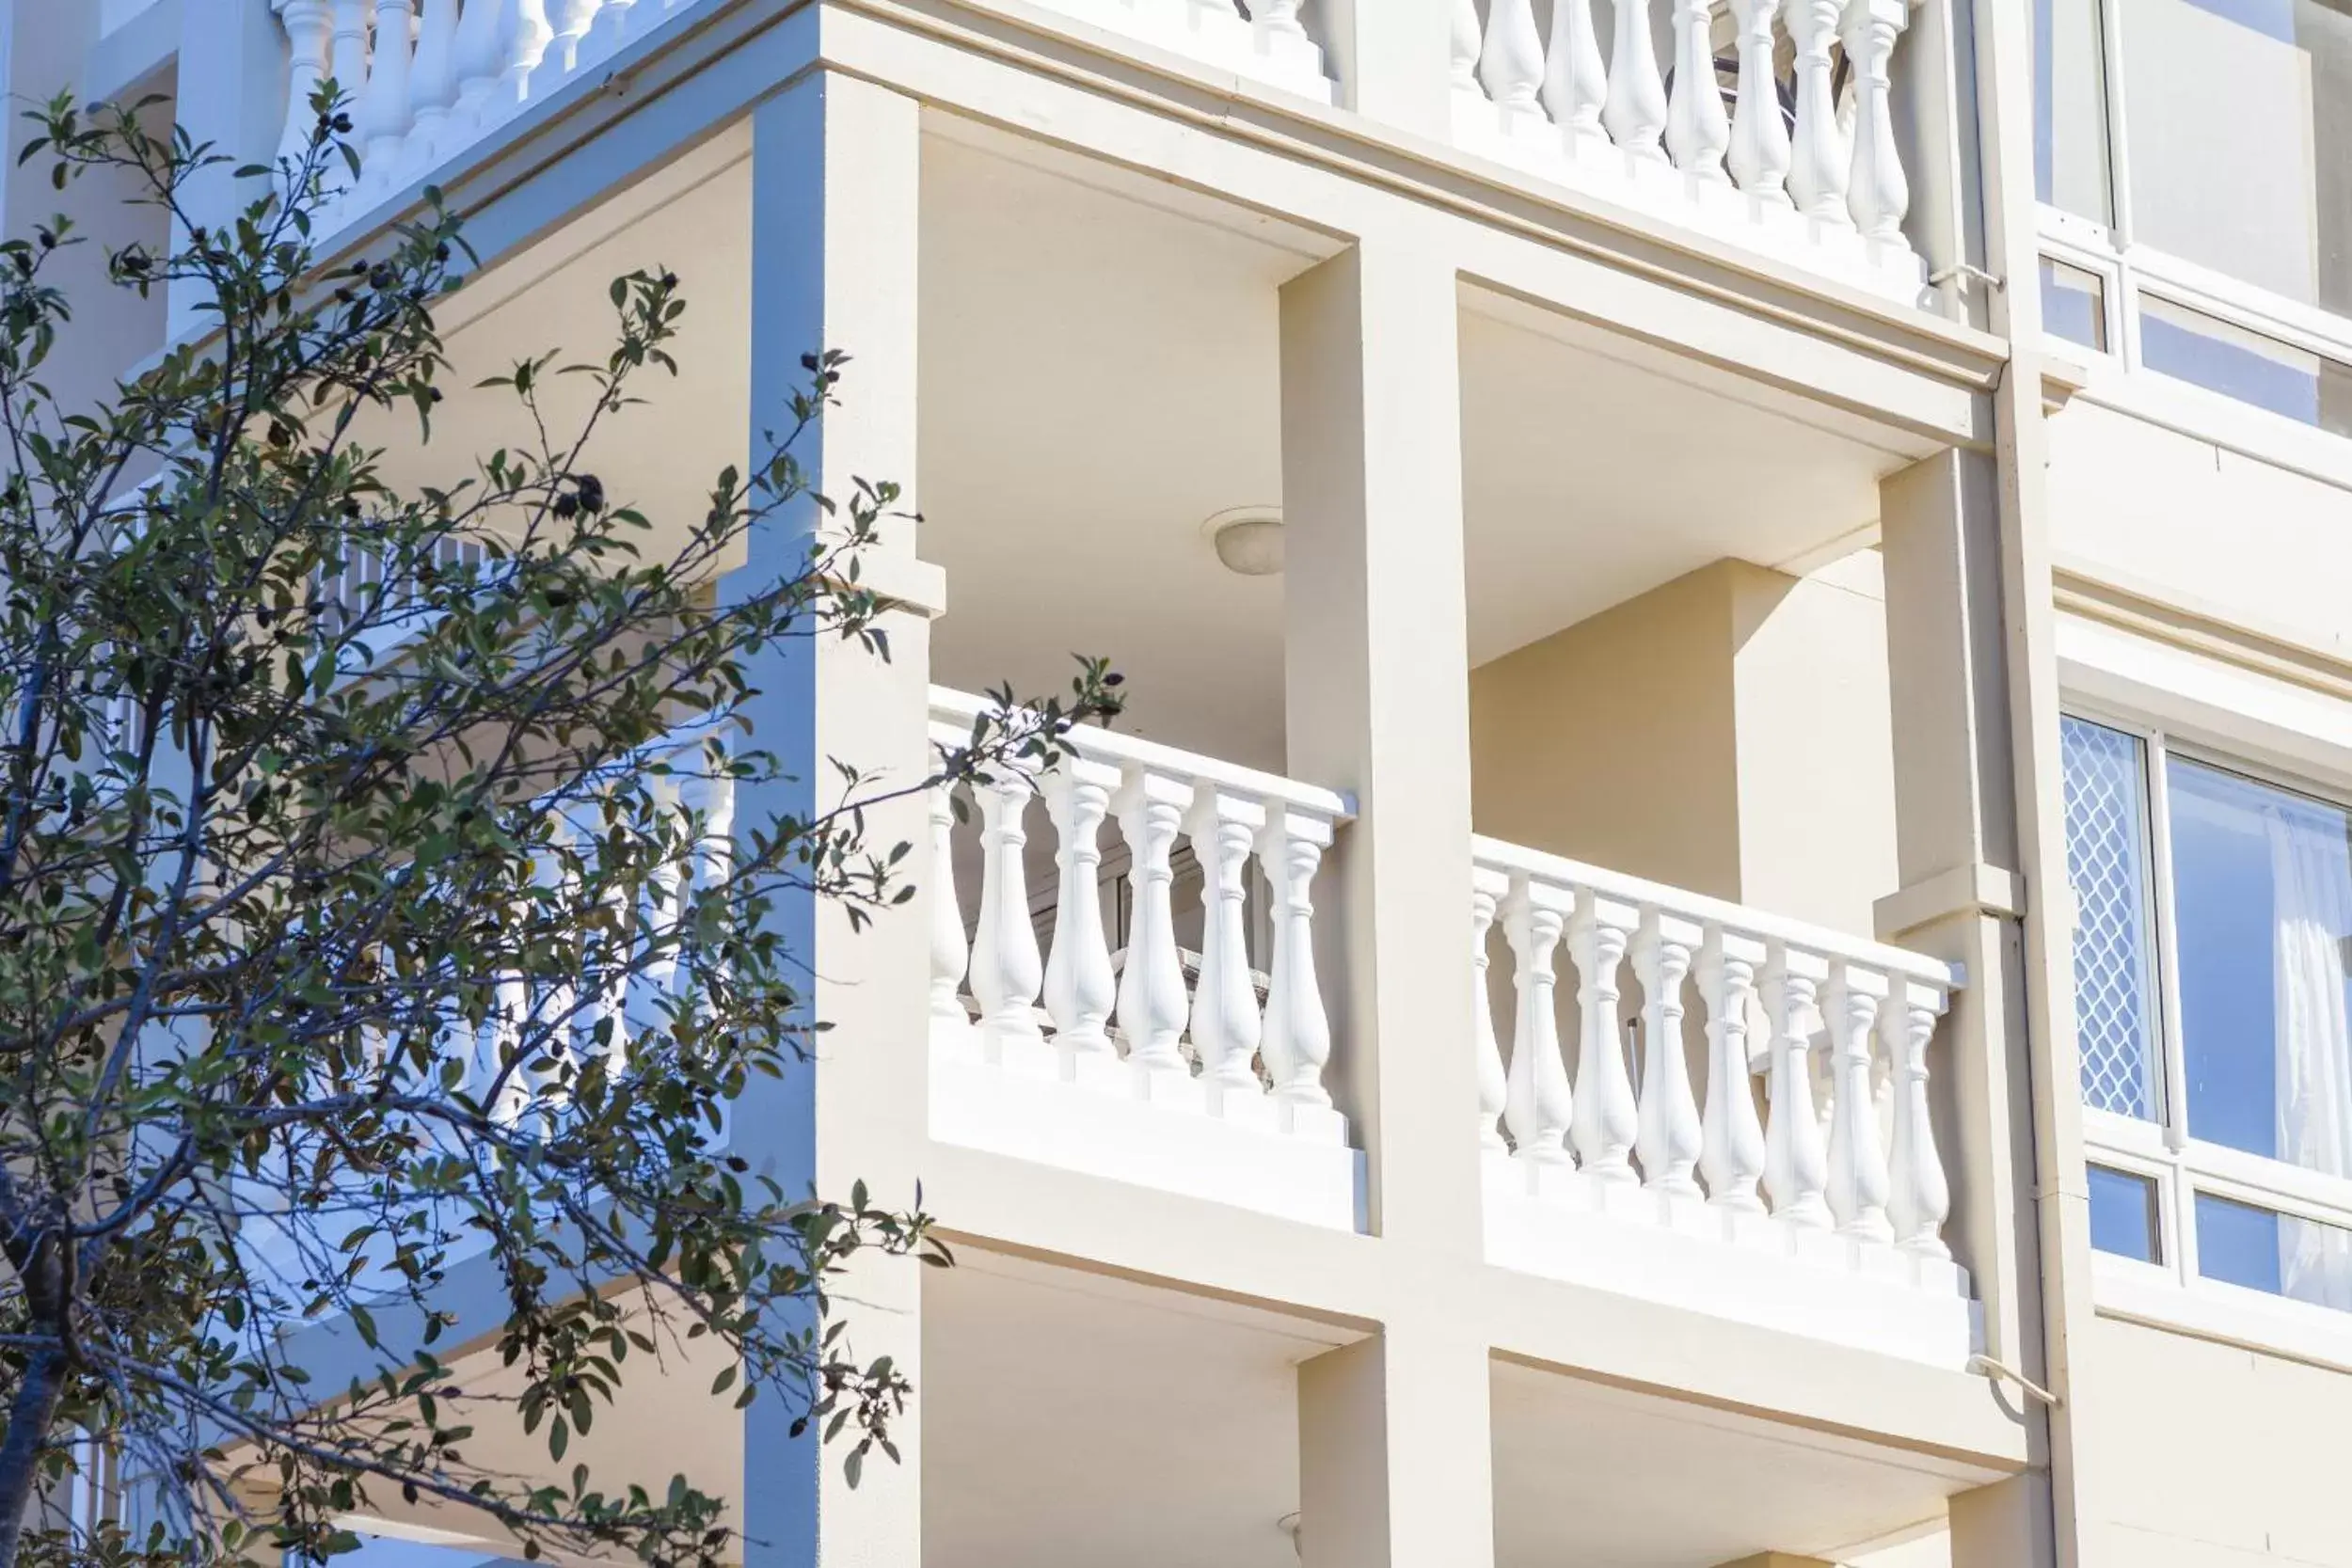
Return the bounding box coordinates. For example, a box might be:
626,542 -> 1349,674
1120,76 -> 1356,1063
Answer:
2062,717 -> 2161,1119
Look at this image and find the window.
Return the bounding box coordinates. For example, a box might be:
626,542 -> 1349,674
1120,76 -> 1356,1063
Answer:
2032,0 -> 2352,436
2040,259 -> 2110,352
2060,716 -> 2352,1315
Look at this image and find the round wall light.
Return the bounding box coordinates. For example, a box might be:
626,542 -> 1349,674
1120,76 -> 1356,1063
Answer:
1205,506 -> 1285,577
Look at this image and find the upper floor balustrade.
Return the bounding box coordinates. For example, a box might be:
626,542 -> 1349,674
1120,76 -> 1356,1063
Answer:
925,689 -> 1976,1363
258,0 -> 1937,305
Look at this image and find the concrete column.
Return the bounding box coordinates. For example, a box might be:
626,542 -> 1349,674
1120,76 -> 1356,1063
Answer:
730,70 -> 940,1568
1874,448 -> 2058,1568
1279,234 -> 1492,1568
171,0 -> 290,339
1296,1327 -> 1495,1568
1279,236 -> 1481,1254
1950,1474 -> 2058,1568
1314,0 -> 1453,144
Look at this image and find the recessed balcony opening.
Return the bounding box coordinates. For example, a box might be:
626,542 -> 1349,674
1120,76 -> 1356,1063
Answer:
918,118 -> 1319,776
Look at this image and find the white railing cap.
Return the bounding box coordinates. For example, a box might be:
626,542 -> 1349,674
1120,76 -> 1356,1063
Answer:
929,686 -> 1353,822
1470,833 -> 1962,992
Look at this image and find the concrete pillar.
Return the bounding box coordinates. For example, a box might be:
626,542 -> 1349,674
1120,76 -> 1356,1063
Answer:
1468,555 -> 1899,939
1314,0 -> 1453,144
1874,449 -> 2058,1568
1296,1328 -> 1495,1568
1279,235 -> 1481,1254
730,70 -> 940,1568
171,0 -> 290,339
1279,232 -> 1492,1568
1950,1474 -> 2058,1568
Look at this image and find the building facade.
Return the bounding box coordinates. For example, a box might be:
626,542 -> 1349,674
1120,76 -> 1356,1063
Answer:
7,0 -> 2351,1562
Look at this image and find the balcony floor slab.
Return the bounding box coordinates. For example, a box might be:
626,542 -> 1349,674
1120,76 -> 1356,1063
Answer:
1483,1157 -> 1979,1370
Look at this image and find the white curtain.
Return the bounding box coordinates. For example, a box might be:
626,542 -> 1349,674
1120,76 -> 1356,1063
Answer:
2265,800 -> 2352,1307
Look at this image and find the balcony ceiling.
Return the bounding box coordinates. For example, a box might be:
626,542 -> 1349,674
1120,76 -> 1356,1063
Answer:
385,113 -> 1944,780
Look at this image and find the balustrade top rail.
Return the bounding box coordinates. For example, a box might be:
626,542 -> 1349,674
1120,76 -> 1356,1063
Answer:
929,686 -> 1352,823
1472,833 -> 1960,992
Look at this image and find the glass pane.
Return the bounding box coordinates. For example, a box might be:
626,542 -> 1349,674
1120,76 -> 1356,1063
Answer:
2121,0 -> 2352,314
2037,0 -> 2116,217
2089,1164 -> 2164,1260
2196,1191 -> 2352,1307
2042,259 -> 2110,350
2061,718 -> 2163,1118
2168,756 -> 2352,1179
2140,296 -> 2352,436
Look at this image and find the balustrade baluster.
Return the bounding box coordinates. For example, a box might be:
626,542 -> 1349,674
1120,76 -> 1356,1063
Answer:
1542,0 -> 1612,151
1841,0 -> 1913,243
1041,759 -> 1120,1078
927,774 -> 977,1060
1478,0 -> 1548,130
1256,0 -> 1305,36
1786,0 -> 1852,224
1602,0 -> 1670,161
407,0 -> 460,163
325,0 -> 374,192
589,0 -> 637,48
1760,944 -> 1832,1226
1884,981 -> 1951,1257
451,0 -> 514,124
358,0 -> 418,189
502,0 -> 554,103
1698,930 -> 1768,1211
1186,788 -> 1268,1109
594,809 -> 632,1071
1633,911 -> 1704,1196
1452,0 -> 1485,96
271,0 -> 334,182
692,771 -> 736,1009
1258,809 -> 1338,1134
1115,770 -> 1196,1092
1725,0 -> 1792,201
541,0 -> 602,74
1664,0 -> 1730,182
1568,894 -> 1640,1180
973,765 -> 1050,1075
1823,964 -> 1895,1242
1503,880 -> 1575,1166
634,779 -> 684,1008
1472,869 -> 1512,1154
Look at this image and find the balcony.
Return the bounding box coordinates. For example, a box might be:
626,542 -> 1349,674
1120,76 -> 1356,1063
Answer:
252,0 -> 1947,309
929,688 -> 1973,1365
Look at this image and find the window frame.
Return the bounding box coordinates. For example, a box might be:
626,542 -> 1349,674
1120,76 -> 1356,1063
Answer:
2034,0 -> 2352,457
2067,701 -> 2352,1362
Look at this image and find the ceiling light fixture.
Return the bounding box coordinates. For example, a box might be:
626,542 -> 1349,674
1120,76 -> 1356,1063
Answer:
1205,506 -> 1285,578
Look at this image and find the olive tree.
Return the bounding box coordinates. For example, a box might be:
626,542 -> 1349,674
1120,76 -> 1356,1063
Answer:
0,90 -> 1114,1567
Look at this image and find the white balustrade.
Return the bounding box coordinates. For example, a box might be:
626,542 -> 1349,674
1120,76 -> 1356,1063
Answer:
1473,836 -> 1959,1272
269,0 -> 701,230
1601,0 -> 1671,163
1471,868 -> 1511,1155
1444,0 -> 1928,302
929,688 -> 1352,1150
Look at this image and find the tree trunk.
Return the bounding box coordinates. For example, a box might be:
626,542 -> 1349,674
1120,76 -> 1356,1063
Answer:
0,1348 -> 67,1568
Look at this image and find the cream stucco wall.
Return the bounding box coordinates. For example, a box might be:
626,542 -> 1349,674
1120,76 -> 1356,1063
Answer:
2045,403 -> 2352,1568
2075,1316 -> 2352,1566
2046,403 -> 2352,657
1468,554 -> 1900,939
